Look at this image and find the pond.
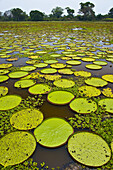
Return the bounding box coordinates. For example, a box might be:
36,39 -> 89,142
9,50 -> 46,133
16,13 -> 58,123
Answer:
0,21 -> 113,170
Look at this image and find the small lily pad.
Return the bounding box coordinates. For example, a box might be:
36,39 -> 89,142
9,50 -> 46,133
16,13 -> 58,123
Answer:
10,108 -> 44,130
69,98 -> 97,114
0,86 -> 8,97
0,95 -> 22,110
47,91 -> 74,105
85,64 -> 102,70
102,74 -> 113,83
68,132 -> 111,167
34,118 -> 74,148
8,71 -> 29,79
85,77 -> 108,87
53,79 -> 75,88
14,79 -> 36,88
98,98 -> 113,114
0,131 -> 36,166
28,84 -> 52,95
0,75 -> 9,83
79,85 -> 101,97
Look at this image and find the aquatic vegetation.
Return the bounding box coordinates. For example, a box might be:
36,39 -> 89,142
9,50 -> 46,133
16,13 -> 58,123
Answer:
34,118 -> 74,148
74,71 -> 91,77
98,98 -> 113,114
85,64 -> 102,70
102,74 -> 113,83
53,79 -> 75,88
14,79 -> 36,88
68,132 -> 111,167
28,84 -> 52,95
102,88 -> 113,97
20,66 -> 36,71
0,86 -> 8,97
85,77 -> 108,87
0,75 -> 9,83
8,71 -> 29,79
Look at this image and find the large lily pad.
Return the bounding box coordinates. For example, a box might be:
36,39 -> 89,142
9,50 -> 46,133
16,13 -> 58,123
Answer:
85,77 -> 108,87
34,118 -> 74,148
0,69 -> 9,75
74,71 -> 91,77
20,66 -> 36,71
78,85 -> 101,97
47,91 -> 74,105
44,74 -> 62,81
0,63 -> 12,69
8,71 -> 29,79
10,108 -> 44,130
0,75 -> 9,83
0,95 -> 22,110
85,64 -> 102,70
102,74 -> 113,83
0,131 -> 36,167
14,79 -> 36,88
58,68 -> 73,75
34,63 -> 48,68
93,61 -> 108,66
69,98 -> 97,114
44,60 -> 58,64
66,60 -> 81,65
28,84 -> 52,95
53,79 -> 75,88
81,57 -> 95,62
50,63 -> 66,69
0,86 -> 8,97
102,88 -> 113,97
98,98 -> 113,114
41,68 -> 57,74
68,132 -> 111,167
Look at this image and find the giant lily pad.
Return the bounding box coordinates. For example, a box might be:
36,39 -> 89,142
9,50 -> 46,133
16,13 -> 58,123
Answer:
0,69 -> 9,75
44,60 -> 58,64
58,68 -> 73,75
85,77 -> 108,87
69,98 -> 97,114
85,64 -> 102,70
102,88 -> 113,97
20,66 -> 36,72
34,63 -> 48,68
98,98 -> 113,114
0,75 -> 9,83
66,60 -> 81,65
78,85 -> 101,97
93,61 -> 108,66
81,57 -> 95,62
68,132 -> 111,167
28,84 -> 52,95
74,71 -> 91,77
44,74 -> 62,81
34,118 -> 74,148
8,71 -> 28,78
53,79 -> 75,88
0,95 -> 22,110
10,108 -> 43,130
41,68 -> 57,74
0,63 -> 12,69
14,79 -> 36,88
102,74 -> 113,83
0,131 -> 36,166
0,86 -> 8,97
50,63 -> 66,69
47,91 -> 74,105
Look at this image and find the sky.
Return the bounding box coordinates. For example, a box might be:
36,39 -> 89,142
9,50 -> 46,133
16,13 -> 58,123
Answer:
0,0 -> 113,15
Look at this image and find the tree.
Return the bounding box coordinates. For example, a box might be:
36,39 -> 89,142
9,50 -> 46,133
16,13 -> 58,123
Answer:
108,7 -> 113,18
51,7 -> 64,18
3,10 -> 13,21
78,2 -> 95,20
65,7 -> 75,18
30,10 -> 44,21
11,8 -> 28,21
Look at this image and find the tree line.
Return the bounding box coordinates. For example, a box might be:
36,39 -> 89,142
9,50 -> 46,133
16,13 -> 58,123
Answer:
0,2 -> 113,21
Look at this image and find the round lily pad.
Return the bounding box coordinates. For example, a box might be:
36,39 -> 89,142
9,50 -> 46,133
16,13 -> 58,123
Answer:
10,108 -> 43,130
28,84 -> 52,95
81,57 -> 95,62
0,95 -> 22,110
93,61 -> 108,66
50,54 -> 61,58
74,71 -> 91,77
69,98 -> 97,114
58,68 -> 73,75
68,132 -> 111,167
0,69 -> 9,75
85,77 -> 108,87
0,86 -> 8,97
44,60 -> 58,64
0,63 -> 12,69
66,60 -> 81,65
47,91 -> 74,105
102,74 -> 113,83
79,85 -> 101,97
20,66 -> 36,71
34,118 -> 74,148
41,68 -> 57,74
34,63 -> 48,68
14,79 -> 36,88
8,71 -> 28,78
50,63 -> 66,69
53,79 -> 75,88
0,75 -> 9,83
44,74 -> 61,81
98,98 -> 113,114
0,131 -> 36,166
26,60 -> 39,65
102,88 -> 113,97
85,64 -> 102,70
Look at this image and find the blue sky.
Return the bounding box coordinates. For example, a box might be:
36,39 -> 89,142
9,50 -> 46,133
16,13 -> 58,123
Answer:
0,0 -> 113,15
